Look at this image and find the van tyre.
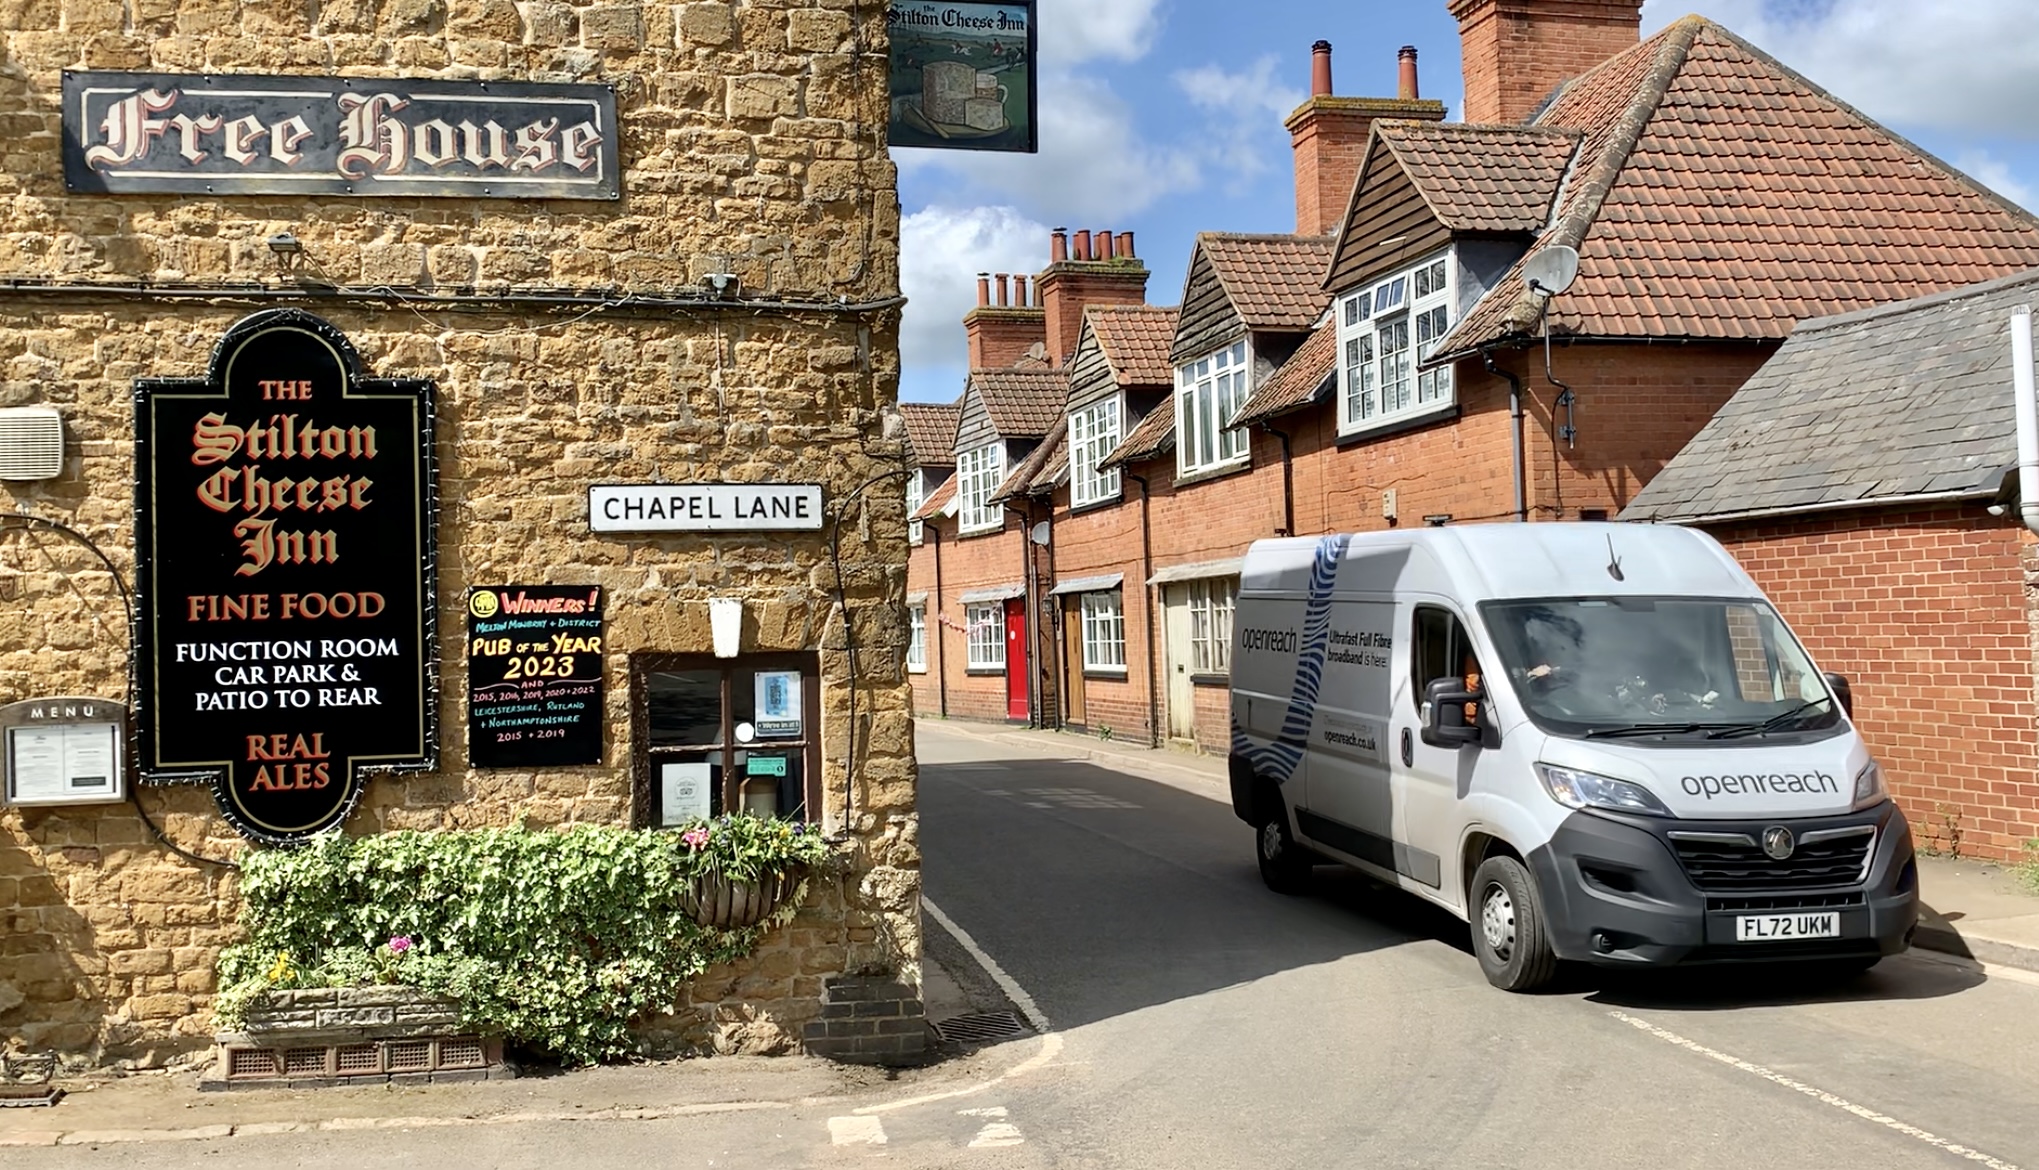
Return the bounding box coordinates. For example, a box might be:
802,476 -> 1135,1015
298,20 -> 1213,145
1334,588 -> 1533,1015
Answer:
1255,790 -> 1313,895
1470,855 -> 1558,991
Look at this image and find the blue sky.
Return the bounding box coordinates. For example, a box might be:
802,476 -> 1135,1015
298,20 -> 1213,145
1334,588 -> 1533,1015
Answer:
895,0 -> 2039,404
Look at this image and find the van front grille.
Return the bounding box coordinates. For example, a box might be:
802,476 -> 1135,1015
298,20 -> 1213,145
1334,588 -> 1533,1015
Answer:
1671,833 -> 1871,893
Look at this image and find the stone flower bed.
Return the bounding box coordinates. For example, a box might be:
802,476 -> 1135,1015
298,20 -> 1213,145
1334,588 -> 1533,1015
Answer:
206,985 -> 507,1090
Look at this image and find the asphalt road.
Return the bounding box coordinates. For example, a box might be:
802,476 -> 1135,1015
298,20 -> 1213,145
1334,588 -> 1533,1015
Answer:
18,722 -> 2039,1169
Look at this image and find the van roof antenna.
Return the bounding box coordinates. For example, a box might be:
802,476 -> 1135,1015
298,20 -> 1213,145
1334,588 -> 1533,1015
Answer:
1605,535 -> 1625,582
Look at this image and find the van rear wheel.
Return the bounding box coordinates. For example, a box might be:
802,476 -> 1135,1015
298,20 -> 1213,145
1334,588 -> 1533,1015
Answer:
1255,789 -> 1313,895
1470,855 -> 1558,991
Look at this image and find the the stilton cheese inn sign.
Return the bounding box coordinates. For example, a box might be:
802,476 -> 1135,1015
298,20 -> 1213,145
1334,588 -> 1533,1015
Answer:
135,309 -> 437,845
63,71 -> 618,200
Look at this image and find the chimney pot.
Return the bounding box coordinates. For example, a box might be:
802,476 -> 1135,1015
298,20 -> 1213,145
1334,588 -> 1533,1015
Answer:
1119,230 -> 1135,259
1072,229 -> 1091,262
1398,45 -> 1419,100
1098,231 -> 1116,260
1050,228 -> 1068,264
1014,274 -> 1029,305
995,274 -> 1010,307
975,273 -> 990,307
1311,39 -> 1333,97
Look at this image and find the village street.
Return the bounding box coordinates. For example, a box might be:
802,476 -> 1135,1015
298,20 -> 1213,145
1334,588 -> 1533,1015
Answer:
12,720 -> 2039,1169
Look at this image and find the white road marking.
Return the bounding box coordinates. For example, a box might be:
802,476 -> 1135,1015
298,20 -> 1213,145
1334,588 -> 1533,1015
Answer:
968,1122 -> 1026,1148
828,1115 -> 888,1146
854,1032 -> 1064,1117
1609,1010 -> 2023,1170
923,896 -> 1051,1033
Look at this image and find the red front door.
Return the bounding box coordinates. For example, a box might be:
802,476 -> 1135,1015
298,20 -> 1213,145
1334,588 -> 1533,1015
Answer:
1004,598 -> 1029,721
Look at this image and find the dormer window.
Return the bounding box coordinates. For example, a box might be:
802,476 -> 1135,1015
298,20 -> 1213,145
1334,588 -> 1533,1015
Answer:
1175,340 -> 1251,476
1068,397 -> 1122,507
1338,250 -> 1455,436
956,442 -> 1003,534
905,469 -> 926,545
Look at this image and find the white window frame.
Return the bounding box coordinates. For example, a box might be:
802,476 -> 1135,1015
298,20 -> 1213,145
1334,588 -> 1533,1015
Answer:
966,603 -> 1005,669
956,442 -> 1004,534
905,470 -> 926,545
906,605 -> 927,672
1174,339 -> 1251,477
1188,577 -> 1236,676
1080,591 -> 1127,673
1338,250 -> 1455,437
1068,397 -> 1123,507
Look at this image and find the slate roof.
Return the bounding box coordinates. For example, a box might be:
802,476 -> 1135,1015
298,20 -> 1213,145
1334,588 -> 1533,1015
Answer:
972,369 -> 1069,439
911,473 -> 956,522
1087,305 -> 1180,385
1201,234 -> 1336,331
1374,121 -> 1579,235
1233,319 -> 1339,427
899,402 -> 959,468
1101,395 -> 1175,469
1620,269 -> 2039,523
1429,17 -> 2039,363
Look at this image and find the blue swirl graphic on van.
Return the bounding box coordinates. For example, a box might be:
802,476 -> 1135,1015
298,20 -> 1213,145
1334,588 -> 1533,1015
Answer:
1231,534 -> 1348,785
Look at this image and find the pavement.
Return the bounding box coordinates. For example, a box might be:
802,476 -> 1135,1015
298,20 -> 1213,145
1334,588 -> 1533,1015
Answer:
917,715 -> 2039,976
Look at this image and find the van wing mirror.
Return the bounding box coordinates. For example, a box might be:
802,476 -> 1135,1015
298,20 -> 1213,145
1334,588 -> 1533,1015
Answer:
1823,672 -> 1853,719
1421,677 -> 1484,748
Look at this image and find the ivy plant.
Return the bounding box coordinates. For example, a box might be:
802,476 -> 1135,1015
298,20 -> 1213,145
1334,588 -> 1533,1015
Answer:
215,818 -> 834,1065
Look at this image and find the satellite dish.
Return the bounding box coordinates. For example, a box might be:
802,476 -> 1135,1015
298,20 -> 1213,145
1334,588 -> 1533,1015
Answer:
1524,245 -> 1580,296
1029,521 -> 1051,546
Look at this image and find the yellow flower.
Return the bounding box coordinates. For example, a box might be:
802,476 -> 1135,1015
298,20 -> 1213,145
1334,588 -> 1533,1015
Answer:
266,953 -> 297,984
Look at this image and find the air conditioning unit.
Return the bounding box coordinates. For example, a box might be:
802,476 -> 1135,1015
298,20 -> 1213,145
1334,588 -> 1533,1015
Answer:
0,407 -> 63,481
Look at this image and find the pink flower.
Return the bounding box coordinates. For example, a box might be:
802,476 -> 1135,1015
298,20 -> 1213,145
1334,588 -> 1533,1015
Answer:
681,828 -> 710,849
388,935 -> 413,955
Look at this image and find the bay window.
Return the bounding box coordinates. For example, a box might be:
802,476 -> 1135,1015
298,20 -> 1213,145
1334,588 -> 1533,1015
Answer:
956,442 -> 1003,534
1069,397 -> 1122,507
1339,252 -> 1455,435
1175,340 -> 1251,475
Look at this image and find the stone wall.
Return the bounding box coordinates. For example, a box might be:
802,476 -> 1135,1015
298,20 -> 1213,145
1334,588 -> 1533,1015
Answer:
0,0 -> 915,1068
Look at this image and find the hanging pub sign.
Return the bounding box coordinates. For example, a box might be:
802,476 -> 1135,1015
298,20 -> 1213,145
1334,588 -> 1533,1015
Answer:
466,586 -> 605,768
887,1 -> 1038,153
62,71 -> 619,199
134,308 -> 437,845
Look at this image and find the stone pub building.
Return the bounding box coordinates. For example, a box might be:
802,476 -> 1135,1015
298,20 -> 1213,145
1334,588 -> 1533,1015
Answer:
0,1 -> 920,1066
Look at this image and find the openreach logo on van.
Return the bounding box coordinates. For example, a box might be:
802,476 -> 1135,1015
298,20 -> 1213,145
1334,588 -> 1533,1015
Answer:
1239,627 -> 1298,654
1680,772 -> 1840,799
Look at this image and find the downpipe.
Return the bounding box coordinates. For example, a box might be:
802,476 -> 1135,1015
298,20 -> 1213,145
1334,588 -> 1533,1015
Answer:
1484,350 -> 1528,522
2013,306 -> 2039,536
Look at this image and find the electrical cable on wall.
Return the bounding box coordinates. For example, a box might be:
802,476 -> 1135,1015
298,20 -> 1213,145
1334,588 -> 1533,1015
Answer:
1,513 -> 238,870
823,464 -> 910,842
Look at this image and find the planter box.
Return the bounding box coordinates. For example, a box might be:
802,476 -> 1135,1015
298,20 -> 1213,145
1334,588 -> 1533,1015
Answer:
204,986 -> 512,1091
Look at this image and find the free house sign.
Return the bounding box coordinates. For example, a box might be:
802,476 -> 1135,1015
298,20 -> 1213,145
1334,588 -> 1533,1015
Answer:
134,309 -> 437,845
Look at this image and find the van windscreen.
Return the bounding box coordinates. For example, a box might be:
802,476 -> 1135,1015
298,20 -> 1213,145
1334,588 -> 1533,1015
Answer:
1478,598 -> 1841,739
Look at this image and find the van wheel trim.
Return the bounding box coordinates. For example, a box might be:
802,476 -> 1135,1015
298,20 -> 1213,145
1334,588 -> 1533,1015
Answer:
1260,819 -> 1285,862
1481,882 -> 1516,958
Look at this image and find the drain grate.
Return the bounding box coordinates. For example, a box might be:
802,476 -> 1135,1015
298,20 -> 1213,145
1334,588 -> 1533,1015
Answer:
929,1011 -> 1031,1045
0,1085 -> 63,1108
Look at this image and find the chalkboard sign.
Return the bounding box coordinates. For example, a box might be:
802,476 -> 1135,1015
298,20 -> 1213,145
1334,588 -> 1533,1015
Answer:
466,586 -> 605,768
133,309 -> 436,846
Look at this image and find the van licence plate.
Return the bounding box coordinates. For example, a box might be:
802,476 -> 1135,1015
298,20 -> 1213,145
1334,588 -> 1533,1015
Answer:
1735,912 -> 1840,941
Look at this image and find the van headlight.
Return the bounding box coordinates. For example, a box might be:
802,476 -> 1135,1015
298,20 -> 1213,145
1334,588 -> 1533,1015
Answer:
1535,763 -> 1672,817
1853,760 -> 1887,811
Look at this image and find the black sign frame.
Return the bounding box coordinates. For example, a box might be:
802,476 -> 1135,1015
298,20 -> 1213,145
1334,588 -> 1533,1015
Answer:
133,308 -> 438,846
63,71 -> 620,200
466,585 -> 606,769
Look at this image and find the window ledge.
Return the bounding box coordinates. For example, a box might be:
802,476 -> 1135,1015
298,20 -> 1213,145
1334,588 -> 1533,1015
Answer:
1172,458 -> 1253,490
1190,672 -> 1231,686
1082,667 -> 1129,680
907,664 -> 928,675
1069,493 -> 1124,514
966,666 -> 1006,676
1336,401 -> 1459,445
957,523 -> 1006,539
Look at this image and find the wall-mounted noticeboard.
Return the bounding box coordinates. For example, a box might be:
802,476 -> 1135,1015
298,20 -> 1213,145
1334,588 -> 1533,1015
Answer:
0,697 -> 127,807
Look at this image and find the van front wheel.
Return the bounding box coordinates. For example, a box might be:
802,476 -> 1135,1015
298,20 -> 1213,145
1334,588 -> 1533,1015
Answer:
1470,855 -> 1558,991
1255,794 -> 1313,895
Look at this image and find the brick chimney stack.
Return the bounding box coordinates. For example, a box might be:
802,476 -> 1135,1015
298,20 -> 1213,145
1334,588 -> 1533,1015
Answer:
964,268 -> 1046,370
1286,43 -> 1447,238
1037,228 -> 1148,367
1451,0 -> 1642,125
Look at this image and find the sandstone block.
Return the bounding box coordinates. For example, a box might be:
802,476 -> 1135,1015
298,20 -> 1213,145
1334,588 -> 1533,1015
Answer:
727,74 -> 801,121
677,1 -> 733,47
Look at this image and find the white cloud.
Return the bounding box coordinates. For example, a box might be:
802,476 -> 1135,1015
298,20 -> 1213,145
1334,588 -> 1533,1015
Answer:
900,204 -> 1052,381
1173,54 -> 1307,193
1645,0 -> 2039,137
1036,0 -> 1164,67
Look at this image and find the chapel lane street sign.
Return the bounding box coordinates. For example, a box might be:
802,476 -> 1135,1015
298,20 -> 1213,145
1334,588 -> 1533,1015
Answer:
63,71 -> 619,199
589,484 -> 825,533
134,309 -> 438,846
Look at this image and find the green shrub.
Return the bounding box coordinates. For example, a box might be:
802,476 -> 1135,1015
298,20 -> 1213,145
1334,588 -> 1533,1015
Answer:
215,818 -> 833,1065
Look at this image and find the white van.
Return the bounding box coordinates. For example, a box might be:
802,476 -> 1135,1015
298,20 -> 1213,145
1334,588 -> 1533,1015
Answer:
1228,523 -> 1917,990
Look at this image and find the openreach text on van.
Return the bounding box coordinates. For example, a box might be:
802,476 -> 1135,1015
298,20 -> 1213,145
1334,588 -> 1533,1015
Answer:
1681,772 -> 1840,799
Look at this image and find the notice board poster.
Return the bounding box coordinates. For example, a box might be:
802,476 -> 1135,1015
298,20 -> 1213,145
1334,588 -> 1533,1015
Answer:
887,1 -> 1037,153
133,308 -> 436,846
467,586 -> 604,768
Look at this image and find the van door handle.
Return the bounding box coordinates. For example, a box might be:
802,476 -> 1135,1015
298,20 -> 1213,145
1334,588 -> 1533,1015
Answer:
1400,728 -> 1413,767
